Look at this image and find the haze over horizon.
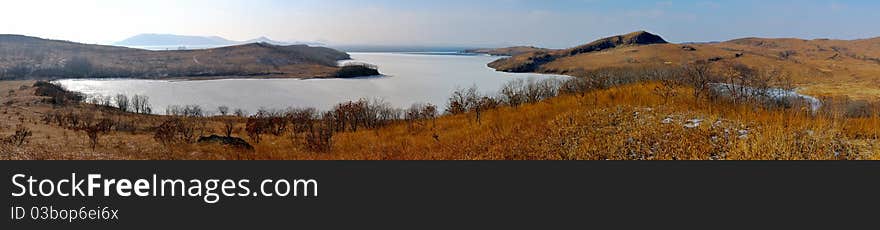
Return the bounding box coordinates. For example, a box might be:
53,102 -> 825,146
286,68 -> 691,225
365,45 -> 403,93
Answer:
1,0 -> 877,48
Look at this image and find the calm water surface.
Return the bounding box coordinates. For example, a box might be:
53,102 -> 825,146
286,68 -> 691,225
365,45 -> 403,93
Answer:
56,53 -> 566,114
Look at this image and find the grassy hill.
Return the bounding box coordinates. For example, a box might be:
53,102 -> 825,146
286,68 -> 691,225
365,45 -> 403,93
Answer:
0,34 -> 350,80
489,31 -> 880,100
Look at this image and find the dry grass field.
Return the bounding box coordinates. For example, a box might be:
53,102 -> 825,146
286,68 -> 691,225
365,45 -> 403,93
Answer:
2,76 -> 877,160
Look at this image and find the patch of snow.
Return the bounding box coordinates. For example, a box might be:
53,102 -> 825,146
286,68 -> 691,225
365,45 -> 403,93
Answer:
710,83 -> 822,111
684,119 -> 702,129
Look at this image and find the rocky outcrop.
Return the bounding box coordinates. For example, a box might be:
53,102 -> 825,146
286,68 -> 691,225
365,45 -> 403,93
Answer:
197,135 -> 254,150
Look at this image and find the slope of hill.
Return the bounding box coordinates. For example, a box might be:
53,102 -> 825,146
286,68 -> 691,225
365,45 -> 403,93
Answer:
464,46 -> 553,56
489,31 -> 668,72
489,31 -> 880,100
0,34 -> 351,80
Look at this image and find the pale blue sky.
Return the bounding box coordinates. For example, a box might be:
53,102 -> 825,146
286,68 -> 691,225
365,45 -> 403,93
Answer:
1,0 -> 877,48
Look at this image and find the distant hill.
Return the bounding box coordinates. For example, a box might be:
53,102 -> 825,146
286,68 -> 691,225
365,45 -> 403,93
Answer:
243,36 -> 291,46
489,31 -> 668,72
488,30 -> 880,100
115,34 -> 324,47
0,34 -> 351,80
464,46 -> 553,56
115,34 -> 236,46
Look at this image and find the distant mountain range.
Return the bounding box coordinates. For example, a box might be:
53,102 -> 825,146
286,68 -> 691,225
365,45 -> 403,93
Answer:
114,34 -> 325,47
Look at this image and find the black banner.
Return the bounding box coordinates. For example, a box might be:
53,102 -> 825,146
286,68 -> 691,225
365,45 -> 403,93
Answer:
3,161 -> 879,229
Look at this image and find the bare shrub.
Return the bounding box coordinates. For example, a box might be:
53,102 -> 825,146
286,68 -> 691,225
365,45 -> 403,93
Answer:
653,79 -> 679,105
166,105 -> 204,117
446,86 -> 480,114
218,106 -> 230,116
233,108 -> 248,117
406,103 -> 438,130
559,76 -> 598,97
154,118 -> 196,145
245,111 -> 271,143
223,118 -> 237,137
305,112 -> 335,152
287,107 -> 318,136
7,125 -> 33,147
499,79 -> 526,107
681,60 -> 718,104
83,118 -> 113,149
130,94 -> 152,114
114,94 -> 130,112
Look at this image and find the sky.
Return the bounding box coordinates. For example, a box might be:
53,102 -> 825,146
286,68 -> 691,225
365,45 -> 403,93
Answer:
0,0 -> 878,48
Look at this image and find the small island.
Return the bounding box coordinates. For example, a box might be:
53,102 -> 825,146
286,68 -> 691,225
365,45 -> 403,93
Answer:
333,63 -> 381,78
464,46 -> 553,56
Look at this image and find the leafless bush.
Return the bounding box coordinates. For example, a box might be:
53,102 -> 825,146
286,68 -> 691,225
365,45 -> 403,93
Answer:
223,118 -> 237,137
499,78 -> 560,107
154,117 -> 196,145
233,108 -> 248,117
406,103 -> 438,130
653,79 -> 679,105
218,106 -> 230,116
327,98 -> 400,132
83,118 -> 113,149
558,76 -> 599,97
446,86 -> 481,114
681,60 -> 719,104
130,94 -> 152,114
165,105 -> 204,117
365,98 -> 401,128
245,111 -> 271,143
115,94 -> 130,112
711,63 -> 796,109
499,79 -> 526,107
6,125 -> 33,147
286,107 -> 318,136
331,100 -> 367,132
305,111 -> 335,152
526,79 -> 560,103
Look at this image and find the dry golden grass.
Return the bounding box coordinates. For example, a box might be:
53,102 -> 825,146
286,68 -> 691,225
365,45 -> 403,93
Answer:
2,80 -> 877,160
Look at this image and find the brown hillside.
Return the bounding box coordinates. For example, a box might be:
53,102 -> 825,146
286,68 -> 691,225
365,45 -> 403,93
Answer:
488,31 -> 668,73
0,34 -> 350,80
490,32 -> 880,100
